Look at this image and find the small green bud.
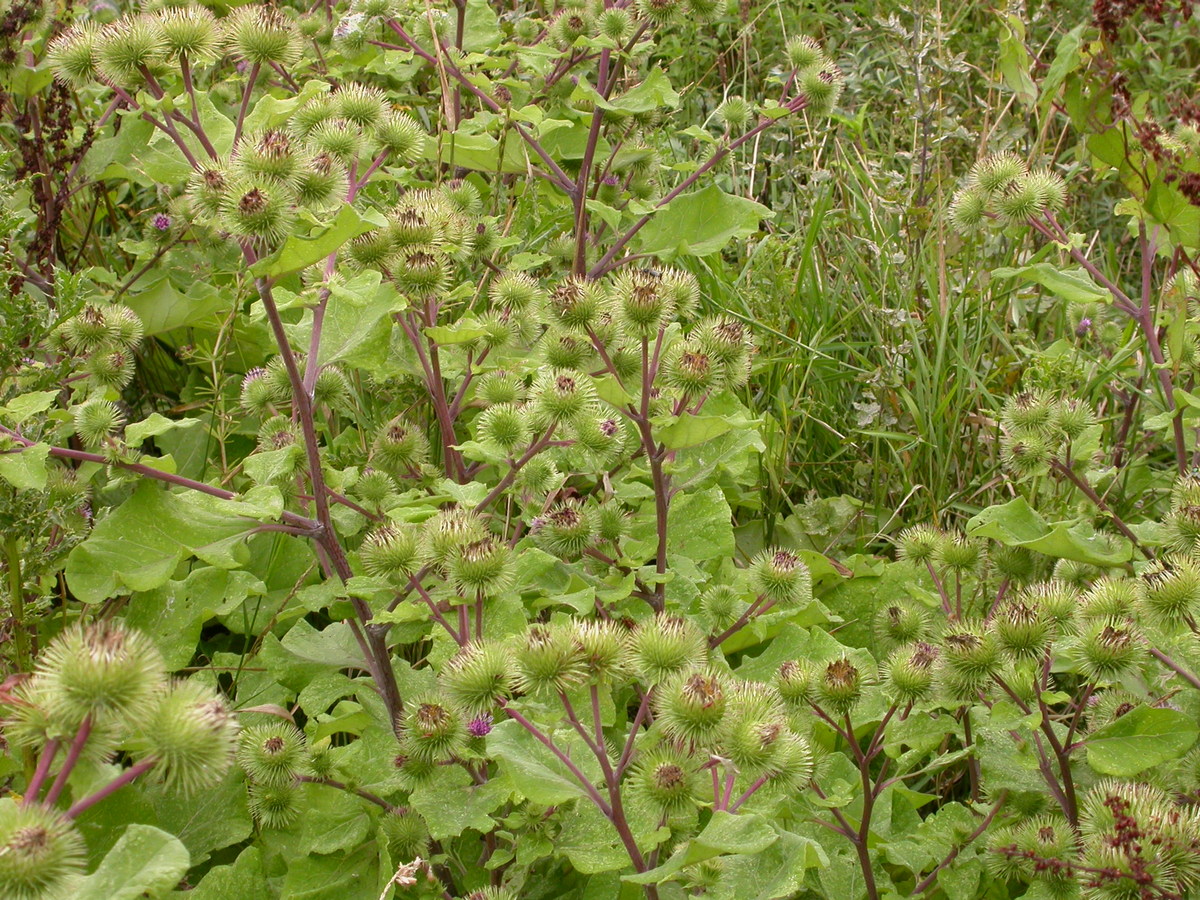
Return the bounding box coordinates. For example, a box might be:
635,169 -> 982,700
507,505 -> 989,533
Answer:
747,548 -> 812,607
775,659 -> 816,708
590,503 -> 630,543
371,416 -> 430,475
420,508 -> 487,570
187,165 -> 231,219
596,7 -> 631,42
631,747 -> 699,812
1019,580 -> 1080,632
442,642 -> 514,713
375,112 -> 425,161
989,544 -> 1038,583
940,627 -> 1000,680
247,780 -> 302,828
968,152 -> 1027,195
307,118 -> 363,165
47,23 -> 102,87
716,96 -> 752,132
548,277 -> 606,331
476,370 -> 525,406
449,537 -> 514,596
995,176 -> 1045,224
290,97 -> 338,139
220,180 -> 295,245
656,668 -> 727,743
664,343 -> 716,395
237,722 -> 308,786
571,414 -> 625,461
797,65 -> 844,116
784,35 -> 823,71
1071,618 -> 1144,681
129,679 -> 239,796
37,621 -> 165,727
478,403 -> 530,455
536,500 -> 594,557
158,6 -> 219,59
1001,430 -> 1052,477
379,810 -> 430,859
948,187 -> 988,232
626,615 -> 707,685
1080,578 -> 1139,622
529,370 -> 597,428
73,399 -> 123,448
571,619 -> 626,682
332,83 -> 388,130
400,698 -> 464,761
874,600 -> 928,646
295,152 -> 349,211
720,683 -> 790,771
489,272 -> 546,314
935,533 -> 982,573
883,642 -> 938,704
0,802 -> 85,900
95,16 -> 167,87
991,601 -> 1052,660
817,657 -> 863,713
636,0 -> 683,23
360,525 -> 419,579
612,269 -> 673,340
512,624 -> 587,695
390,245 -> 449,294
700,584 -> 743,631
1025,168 -> 1067,213
895,524 -> 944,564
84,349 -> 135,389
223,4 -> 302,67
1139,555 -> 1200,628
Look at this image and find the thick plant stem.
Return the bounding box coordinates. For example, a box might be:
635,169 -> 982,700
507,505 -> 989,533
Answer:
4,538 -> 30,674
44,717 -> 91,806
66,758 -> 157,819
254,276 -> 403,722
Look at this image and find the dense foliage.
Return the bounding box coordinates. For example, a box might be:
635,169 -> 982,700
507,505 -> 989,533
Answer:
2,0 -> 1200,898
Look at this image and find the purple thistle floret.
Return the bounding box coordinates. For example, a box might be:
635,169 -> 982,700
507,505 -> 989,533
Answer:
467,714 -> 493,737
152,213 -> 171,231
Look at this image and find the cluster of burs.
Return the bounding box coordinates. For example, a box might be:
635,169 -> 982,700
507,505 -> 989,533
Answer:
1,621 -> 239,900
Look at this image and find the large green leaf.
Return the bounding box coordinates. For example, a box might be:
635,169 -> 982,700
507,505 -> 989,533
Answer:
624,812 -> 781,885
408,766 -> 511,840
1085,706 -> 1200,776
188,847 -> 271,900
0,442 -> 49,490
989,263 -> 1109,304
65,482 -> 270,602
486,718 -> 594,806
251,205 -> 377,279
76,824 -> 189,900
966,497 -> 1132,566
638,185 -> 773,258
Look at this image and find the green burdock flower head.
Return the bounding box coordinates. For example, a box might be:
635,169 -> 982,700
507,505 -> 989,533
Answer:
874,600 -> 928,646
448,537 -> 514,597
370,415 -> 431,476
36,621 -> 166,728
747,547 -> 812,607
442,641 -> 514,714
512,624 -> 587,695
0,801 -> 86,900
360,525 -> 419,579
129,679 -> 239,796
1138,554 -> 1200,628
223,4 -> 302,67
626,615 -> 707,685
883,641 -> 938,704
400,698 -> 465,761
1070,618 -> 1145,682
655,667 -> 727,744
991,600 -> 1052,661
237,722 -> 309,786
631,745 -> 700,813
